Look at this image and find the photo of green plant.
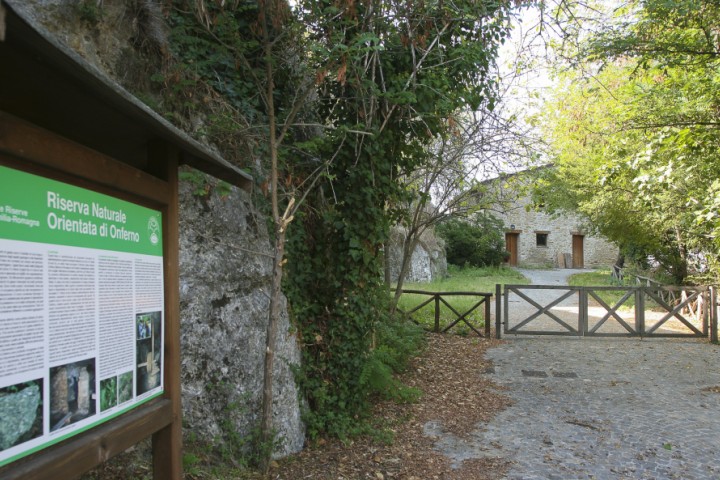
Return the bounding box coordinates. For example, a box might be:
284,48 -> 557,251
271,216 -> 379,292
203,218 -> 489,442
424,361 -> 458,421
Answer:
136,313 -> 152,340
117,371 -> 133,404
99,377 -> 117,412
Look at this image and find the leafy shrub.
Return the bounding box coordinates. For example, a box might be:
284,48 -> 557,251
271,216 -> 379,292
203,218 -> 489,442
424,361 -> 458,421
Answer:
359,320 -> 424,402
436,215 -> 506,267
295,317 -> 425,439
100,377 -> 117,412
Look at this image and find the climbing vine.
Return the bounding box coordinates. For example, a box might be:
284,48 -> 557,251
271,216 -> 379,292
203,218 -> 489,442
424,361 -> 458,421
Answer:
284,0 -> 514,436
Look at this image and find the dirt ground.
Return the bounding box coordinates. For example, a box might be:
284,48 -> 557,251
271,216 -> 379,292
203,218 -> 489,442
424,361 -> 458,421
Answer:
271,334 -> 510,480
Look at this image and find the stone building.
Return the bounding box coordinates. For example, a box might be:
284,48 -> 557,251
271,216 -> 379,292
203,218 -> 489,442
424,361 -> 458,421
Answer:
486,171 -> 618,269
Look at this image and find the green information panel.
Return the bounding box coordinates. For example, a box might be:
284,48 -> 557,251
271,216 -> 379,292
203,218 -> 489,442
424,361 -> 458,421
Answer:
0,165 -> 165,468
0,165 -> 162,255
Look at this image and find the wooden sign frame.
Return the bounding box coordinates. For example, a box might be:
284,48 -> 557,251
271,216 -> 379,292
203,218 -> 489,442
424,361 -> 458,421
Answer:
0,114 -> 182,480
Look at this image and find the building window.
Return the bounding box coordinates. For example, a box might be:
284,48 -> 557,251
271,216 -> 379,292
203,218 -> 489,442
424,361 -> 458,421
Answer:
536,233 -> 548,247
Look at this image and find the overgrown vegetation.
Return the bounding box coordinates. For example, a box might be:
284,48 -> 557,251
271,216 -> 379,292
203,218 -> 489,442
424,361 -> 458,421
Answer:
531,0 -> 720,285
77,0 -> 517,463
436,215 -> 508,268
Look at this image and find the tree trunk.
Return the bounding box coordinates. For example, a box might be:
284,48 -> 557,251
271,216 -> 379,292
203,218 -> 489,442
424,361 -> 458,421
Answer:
674,226 -> 688,284
259,228 -> 285,470
260,6 -> 280,471
383,242 -> 391,286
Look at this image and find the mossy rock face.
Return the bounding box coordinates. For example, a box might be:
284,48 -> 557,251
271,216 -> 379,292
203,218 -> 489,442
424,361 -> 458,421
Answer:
0,384 -> 41,451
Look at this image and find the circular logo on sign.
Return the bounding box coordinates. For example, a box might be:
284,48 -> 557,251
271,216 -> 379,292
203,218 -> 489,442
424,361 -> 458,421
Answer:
148,216 -> 160,245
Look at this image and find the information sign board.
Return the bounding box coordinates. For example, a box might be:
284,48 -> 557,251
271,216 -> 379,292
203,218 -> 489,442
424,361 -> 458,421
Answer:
0,165 -> 165,467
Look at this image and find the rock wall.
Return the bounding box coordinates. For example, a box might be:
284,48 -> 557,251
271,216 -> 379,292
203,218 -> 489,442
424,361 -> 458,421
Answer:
179,176 -> 304,457
387,226 -> 447,283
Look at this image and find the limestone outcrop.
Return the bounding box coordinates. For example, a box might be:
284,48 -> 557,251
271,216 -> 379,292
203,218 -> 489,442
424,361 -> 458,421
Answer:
179,177 -> 304,456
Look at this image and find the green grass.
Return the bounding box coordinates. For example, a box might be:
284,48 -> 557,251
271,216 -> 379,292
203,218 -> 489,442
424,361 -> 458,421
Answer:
568,269 -> 637,309
394,266 -> 528,334
567,269 -> 617,288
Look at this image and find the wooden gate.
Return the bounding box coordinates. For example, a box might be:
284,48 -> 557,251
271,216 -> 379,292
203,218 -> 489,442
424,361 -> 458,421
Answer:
395,290 -> 493,337
498,284 -> 717,339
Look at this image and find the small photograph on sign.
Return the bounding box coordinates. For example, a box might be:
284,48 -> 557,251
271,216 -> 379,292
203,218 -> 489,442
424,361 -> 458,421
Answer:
136,313 -> 153,340
118,371 -> 133,405
136,311 -> 162,396
49,358 -> 97,432
99,377 -> 117,412
0,379 -> 43,452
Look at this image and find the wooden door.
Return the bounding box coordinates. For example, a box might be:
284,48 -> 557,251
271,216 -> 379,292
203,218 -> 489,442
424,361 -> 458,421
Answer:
505,233 -> 519,266
572,235 -> 584,268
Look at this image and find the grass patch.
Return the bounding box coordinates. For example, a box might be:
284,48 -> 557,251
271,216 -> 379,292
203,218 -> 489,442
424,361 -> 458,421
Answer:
567,269 -> 617,288
568,269 -> 657,311
394,266 -> 528,333
568,269 -> 638,310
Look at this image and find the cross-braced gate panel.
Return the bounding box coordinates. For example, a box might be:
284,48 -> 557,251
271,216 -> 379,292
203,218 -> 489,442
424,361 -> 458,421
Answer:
500,284 -> 716,339
504,285 -> 581,336
584,287 -> 639,336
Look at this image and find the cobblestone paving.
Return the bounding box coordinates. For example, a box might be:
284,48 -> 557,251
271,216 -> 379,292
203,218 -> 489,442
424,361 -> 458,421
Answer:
426,269 -> 720,479
482,337 -> 720,479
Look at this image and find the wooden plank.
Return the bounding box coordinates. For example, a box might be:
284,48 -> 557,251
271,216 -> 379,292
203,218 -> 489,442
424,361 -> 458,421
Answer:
571,235 -> 584,268
0,400 -> 173,480
711,287 -> 718,343
0,112 -> 171,205
396,289 -> 494,296
495,284 -> 502,339
505,233 -> 518,266
150,143 -> 183,480
485,299 -> 491,338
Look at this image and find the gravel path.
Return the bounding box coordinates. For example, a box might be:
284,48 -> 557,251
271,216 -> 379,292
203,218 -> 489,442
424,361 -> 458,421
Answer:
429,269 -> 720,479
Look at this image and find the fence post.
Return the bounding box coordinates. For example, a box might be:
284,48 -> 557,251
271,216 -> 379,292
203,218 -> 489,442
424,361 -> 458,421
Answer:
495,284 -> 502,339
434,294 -> 440,333
711,286 -> 718,343
484,296 -> 491,338
579,288 -> 587,337
701,289 -> 708,336
636,287 -> 645,337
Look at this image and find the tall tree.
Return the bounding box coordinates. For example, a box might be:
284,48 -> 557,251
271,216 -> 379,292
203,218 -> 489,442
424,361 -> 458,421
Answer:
389,102 -> 535,311
170,0 -> 518,449
534,0 -> 720,282
285,0 -> 517,436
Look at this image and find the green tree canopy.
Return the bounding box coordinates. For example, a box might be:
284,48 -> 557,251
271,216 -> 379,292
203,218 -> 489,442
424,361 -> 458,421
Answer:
537,0 -> 720,283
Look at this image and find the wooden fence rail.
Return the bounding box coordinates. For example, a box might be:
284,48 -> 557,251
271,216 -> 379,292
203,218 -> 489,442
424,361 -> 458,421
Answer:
394,289 -> 493,337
